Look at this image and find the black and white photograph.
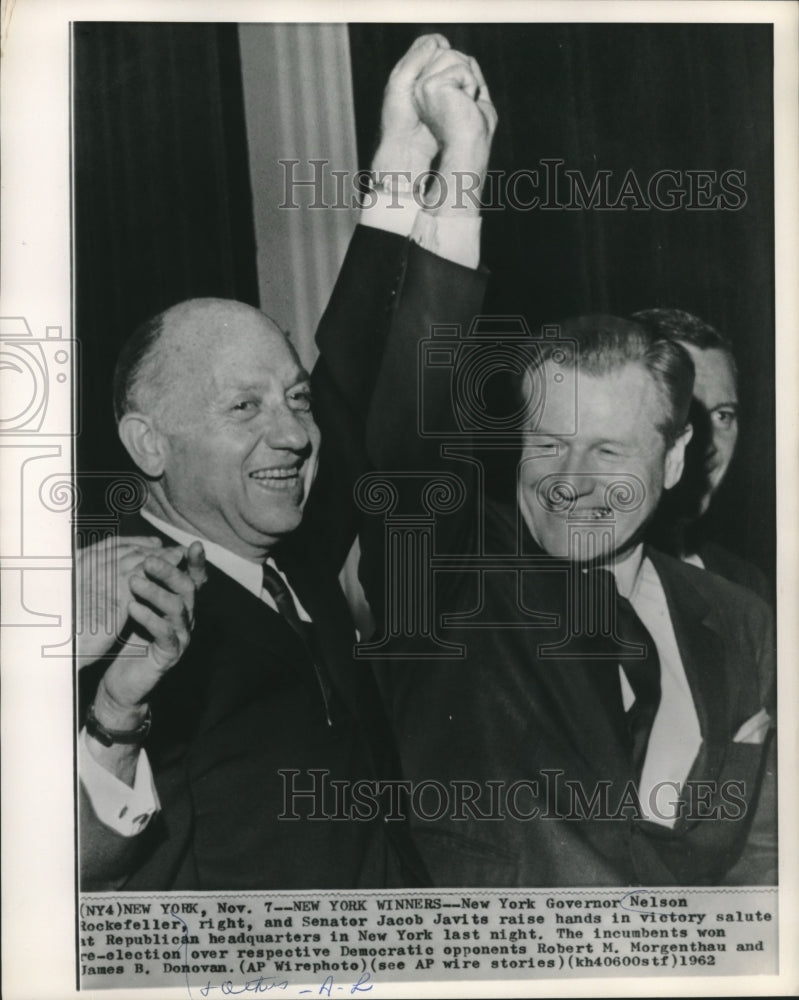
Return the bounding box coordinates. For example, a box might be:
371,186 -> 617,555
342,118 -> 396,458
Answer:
1,2 -> 797,998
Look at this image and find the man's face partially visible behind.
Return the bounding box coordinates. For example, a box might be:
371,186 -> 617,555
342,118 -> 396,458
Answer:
518,361 -> 689,563
680,343 -> 739,514
156,307 -> 320,559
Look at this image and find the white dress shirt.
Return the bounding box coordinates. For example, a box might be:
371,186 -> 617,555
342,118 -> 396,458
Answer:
610,545 -> 702,828
139,511 -> 311,621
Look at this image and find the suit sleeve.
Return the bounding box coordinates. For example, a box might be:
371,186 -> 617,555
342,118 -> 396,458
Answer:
356,240 -> 489,635
722,599 -> 778,885
364,241 -> 489,471
721,731 -> 777,885
298,225 -> 413,574
301,226 -> 488,573
79,783 -> 156,891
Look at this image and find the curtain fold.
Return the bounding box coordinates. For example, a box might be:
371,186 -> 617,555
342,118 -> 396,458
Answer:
238,22 -> 359,370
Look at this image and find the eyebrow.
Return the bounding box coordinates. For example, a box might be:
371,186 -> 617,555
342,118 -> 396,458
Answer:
223,369 -> 312,394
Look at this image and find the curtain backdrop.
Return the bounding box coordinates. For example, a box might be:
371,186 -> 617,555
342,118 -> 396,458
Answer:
349,23 -> 775,581
238,22 -> 367,624
239,23 -> 358,371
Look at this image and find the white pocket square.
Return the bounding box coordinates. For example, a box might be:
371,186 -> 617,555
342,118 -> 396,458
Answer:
733,708 -> 771,744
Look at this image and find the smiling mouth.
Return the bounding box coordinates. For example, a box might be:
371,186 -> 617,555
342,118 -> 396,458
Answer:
562,507 -> 614,520
249,467 -> 303,492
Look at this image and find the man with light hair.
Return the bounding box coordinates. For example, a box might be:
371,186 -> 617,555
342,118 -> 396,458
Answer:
360,70 -> 776,887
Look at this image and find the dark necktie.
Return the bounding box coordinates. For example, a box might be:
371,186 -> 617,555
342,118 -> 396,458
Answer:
594,569 -> 662,779
261,562 -> 333,725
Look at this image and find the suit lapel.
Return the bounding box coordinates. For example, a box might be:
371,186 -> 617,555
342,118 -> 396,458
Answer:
647,549 -> 731,766
173,564 -> 311,736
275,547 -> 406,781
274,551 -> 356,686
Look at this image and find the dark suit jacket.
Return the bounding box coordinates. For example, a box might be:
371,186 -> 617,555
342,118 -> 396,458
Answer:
646,513 -> 773,609
81,511 -> 421,890
80,225 -> 437,891
359,240 -> 777,887
697,539 -> 772,609
363,499 -> 776,887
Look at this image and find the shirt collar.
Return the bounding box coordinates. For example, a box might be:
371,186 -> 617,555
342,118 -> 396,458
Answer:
606,542 -> 645,601
139,510 -> 264,600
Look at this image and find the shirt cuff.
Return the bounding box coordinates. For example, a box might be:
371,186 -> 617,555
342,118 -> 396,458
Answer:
359,186 -> 419,237
79,728 -> 160,836
360,187 -> 482,270
411,211 -> 482,271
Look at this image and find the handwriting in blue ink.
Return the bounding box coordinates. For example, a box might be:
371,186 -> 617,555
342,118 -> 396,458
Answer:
298,972 -> 373,996
200,975 -> 290,995
171,906 -> 373,999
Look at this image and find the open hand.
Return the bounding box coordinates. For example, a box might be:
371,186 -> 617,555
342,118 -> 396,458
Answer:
78,536 -> 207,724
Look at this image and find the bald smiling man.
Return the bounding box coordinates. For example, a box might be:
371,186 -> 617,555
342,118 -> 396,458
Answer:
80,295 -> 406,891
115,300 -> 322,560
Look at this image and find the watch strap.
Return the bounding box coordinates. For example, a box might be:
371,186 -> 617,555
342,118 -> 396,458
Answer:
86,702 -> 152,747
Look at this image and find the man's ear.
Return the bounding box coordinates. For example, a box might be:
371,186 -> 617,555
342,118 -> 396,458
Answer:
664,423 -> 694,491
118,412 -> 168,477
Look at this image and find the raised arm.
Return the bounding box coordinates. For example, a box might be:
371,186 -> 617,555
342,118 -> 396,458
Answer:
303,35 -> 487,571
354,50 -> 496,634
364,46 -> 496,472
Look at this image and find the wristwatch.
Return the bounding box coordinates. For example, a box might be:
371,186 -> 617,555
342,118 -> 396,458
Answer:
85,702 -> 152,746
